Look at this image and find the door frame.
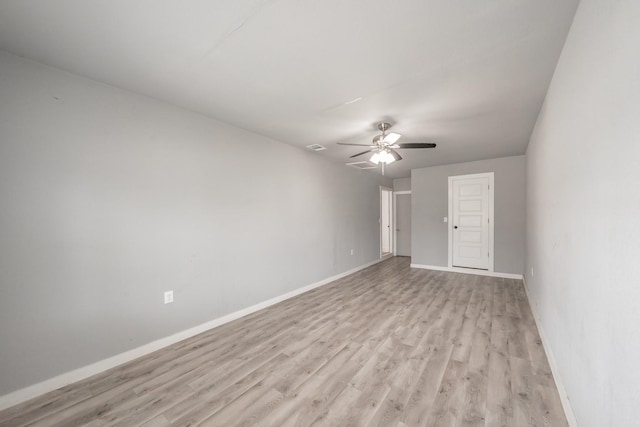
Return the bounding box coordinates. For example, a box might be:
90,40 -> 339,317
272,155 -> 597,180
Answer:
447,172 -> 494,271
379,186 -> 394,258
393,190 -> 411,256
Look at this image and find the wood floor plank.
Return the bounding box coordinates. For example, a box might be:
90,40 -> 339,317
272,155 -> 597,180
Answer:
425,357 -> 467,427
401,344 -> 454,427
0,257 -> 569,427
308,385 -> 363,426
486,350 -> 514,427
510,356 -> 534,427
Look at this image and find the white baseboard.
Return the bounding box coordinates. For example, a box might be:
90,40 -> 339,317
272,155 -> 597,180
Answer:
522,276 -> 578,427
0,257 -> 387,411
410,263 -> 523,280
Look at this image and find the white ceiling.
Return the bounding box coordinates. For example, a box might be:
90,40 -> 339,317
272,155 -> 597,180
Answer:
0,0 -> 578,178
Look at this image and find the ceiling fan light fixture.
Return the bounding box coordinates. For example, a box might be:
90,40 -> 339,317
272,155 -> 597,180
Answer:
370,150 -> 396,164
340,120 -> 435,170
382,151 -> 396,164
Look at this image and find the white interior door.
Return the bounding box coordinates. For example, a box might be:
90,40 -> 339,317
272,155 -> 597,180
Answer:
449,173 -> 493,270
395,193 -> 411,256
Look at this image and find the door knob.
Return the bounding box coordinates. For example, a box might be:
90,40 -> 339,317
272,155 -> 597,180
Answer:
454,226 -> 458,229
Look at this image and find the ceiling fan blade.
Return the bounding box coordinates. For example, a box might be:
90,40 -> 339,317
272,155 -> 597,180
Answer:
350,149 -> 374,158
382,132 -> 401,144
337,142 -> 376,147
388,149 -> 402,161
396,142 -> 436,149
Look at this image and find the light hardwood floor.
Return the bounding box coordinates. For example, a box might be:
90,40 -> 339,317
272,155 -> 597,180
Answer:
0,257 -> 568,426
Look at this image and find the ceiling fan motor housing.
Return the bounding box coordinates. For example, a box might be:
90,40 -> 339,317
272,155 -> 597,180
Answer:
377,122 -> 391,133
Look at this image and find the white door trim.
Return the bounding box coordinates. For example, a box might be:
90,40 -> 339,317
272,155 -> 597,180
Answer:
447,172 -> 494,272
393,190 -> 411,255
379,186 -> 394,258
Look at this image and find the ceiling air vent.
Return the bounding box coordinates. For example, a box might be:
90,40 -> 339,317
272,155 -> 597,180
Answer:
306,144 -> 327,151
346,161 -> 377,170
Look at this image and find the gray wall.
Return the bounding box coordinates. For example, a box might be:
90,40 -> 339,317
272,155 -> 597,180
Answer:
0,51 -> 391,396
411,156 -> 525,274
525,1 -> 640,425
393,178 -> 411,191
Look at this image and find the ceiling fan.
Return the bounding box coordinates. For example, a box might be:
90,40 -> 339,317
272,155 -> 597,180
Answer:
338,122 -> 436,173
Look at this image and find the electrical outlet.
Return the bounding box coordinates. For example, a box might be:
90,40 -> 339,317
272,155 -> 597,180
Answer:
350,249 -> 354,255
164,290 -> 174,304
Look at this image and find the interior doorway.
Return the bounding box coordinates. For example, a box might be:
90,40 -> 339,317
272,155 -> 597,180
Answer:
394,191 -> 411,256
380,187 -> 393,256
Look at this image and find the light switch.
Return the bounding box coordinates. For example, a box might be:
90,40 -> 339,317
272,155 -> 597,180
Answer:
164,291 -> 174,304
443,217 -> 448,223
